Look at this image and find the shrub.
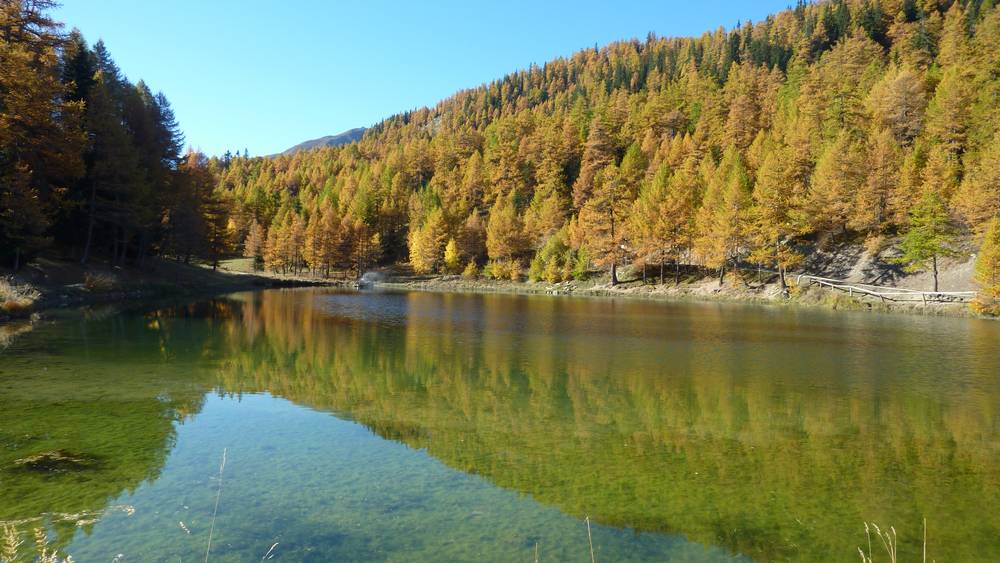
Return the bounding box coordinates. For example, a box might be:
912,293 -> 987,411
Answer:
529,228 -> 576,283
461,261 -> 478,279
484,259 -> 521,281
572,248 -> 590,280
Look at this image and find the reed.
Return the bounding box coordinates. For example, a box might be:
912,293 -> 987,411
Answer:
585,516 -> 595,563
260,542 -> 279,561
204,448 -> 228,563
858,520 -> 931,563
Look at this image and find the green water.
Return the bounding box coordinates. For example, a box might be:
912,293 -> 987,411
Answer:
0,290 -> 997,562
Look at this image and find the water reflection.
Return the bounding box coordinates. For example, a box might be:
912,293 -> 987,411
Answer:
212,290 -> 999,560
1,289 -> 998,561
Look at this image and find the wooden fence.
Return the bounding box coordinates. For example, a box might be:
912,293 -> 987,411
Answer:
795,274 -> 976,303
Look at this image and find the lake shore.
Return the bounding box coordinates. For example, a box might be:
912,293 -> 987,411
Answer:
375,271 -> 980,318
0,257 -> 343,325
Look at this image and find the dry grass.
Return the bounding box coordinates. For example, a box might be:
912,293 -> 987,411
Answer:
83,272 -> 117,292
0,524 -> 74,563
0,278 -> 40,314
858,520 -> 931,563
0,506 -> 134,562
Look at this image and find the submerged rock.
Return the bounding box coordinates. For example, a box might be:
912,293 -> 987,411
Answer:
12,450 -> 98,473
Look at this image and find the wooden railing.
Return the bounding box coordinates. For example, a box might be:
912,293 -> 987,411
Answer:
795,274 -> 976,304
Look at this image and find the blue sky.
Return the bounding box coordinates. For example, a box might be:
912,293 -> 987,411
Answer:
54,0 -> 791,157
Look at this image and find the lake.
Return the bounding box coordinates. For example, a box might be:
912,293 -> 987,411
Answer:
1,289 -> 998,561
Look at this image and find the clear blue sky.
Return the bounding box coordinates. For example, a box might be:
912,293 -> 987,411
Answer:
54,0 -> 791,157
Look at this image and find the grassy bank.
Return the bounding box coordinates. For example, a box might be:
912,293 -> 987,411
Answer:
0,256 -> 341,324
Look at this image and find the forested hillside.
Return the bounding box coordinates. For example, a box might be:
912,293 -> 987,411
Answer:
3,0 -> 999,309
0,0 -> 227,271
216,0 -> 999,302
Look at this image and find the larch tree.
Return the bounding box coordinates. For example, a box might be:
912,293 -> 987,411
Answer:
627,165 -> 667,282
851,128 -> 901,235
408,206 -> 448,274
0,1 -> 83,268
578,163 -> 629,285
317,206 -> 343,276
953,135 -> 1000,233
243,220 -> 266,271
924,66 -> 972,156
695,150 -> 751,285
443,238 -> 461,274
571,114 -> 616,209
973,216 -> 1000,314
897,189 -> 958,292
750,146 -> 807,290
485,191 -> 527,263
457,210 -> 486,265
808,131 -> 864,233
867,67 -> 925,146
659,158 -> 701,283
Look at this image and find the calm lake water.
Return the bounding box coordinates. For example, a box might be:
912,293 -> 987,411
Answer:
1,289 -> 998,562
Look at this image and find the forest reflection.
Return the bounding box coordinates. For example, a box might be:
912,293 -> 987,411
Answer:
154,288 -> 1000,562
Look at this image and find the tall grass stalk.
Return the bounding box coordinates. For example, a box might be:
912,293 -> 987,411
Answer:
585,516 -> 595,563
858,520 -> 930,563
204,448 -> 227,563
260,542 -> 278,561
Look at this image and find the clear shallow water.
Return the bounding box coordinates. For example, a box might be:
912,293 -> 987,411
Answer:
0,289 -> 997,562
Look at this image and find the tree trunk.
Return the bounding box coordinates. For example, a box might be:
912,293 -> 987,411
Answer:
718,265 -> 726,286
118,228 -> 129,266
779,266 -> 787,294
675,260 -> 681,285
81,180 -> 97,265
659,251 -> 665,284
611,262 -> 619,286
932,254 -> 938,293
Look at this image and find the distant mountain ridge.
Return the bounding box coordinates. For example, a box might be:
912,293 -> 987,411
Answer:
278,127 -> 366,155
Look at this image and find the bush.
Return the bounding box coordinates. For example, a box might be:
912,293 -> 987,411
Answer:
461,261 -> 478,279
572,248 -> 590,280
484,259 -> 521,281
529,229 -> 576,283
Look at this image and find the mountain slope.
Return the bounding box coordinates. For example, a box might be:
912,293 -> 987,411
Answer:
279,127 -> 366,155
218,0 -> 1000,299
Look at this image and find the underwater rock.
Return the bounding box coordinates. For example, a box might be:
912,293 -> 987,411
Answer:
11,450 -> 98,473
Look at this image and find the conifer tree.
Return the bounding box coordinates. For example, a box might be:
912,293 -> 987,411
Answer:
0,1 -> 84,268
579,163 -> 630,285
572,114 -> 615,209
809,132 -> 863,233
408,207 -> 447,274
954,135 -> 1000,233
973,216 -> 1000,314
750,146 -> 807,290
897,189 -> 958,292
443,238 -> 461,274
851,128 -> 901,234
243,220 -> 266,271
485,192 -> 527,262
695,150 -> 751,285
